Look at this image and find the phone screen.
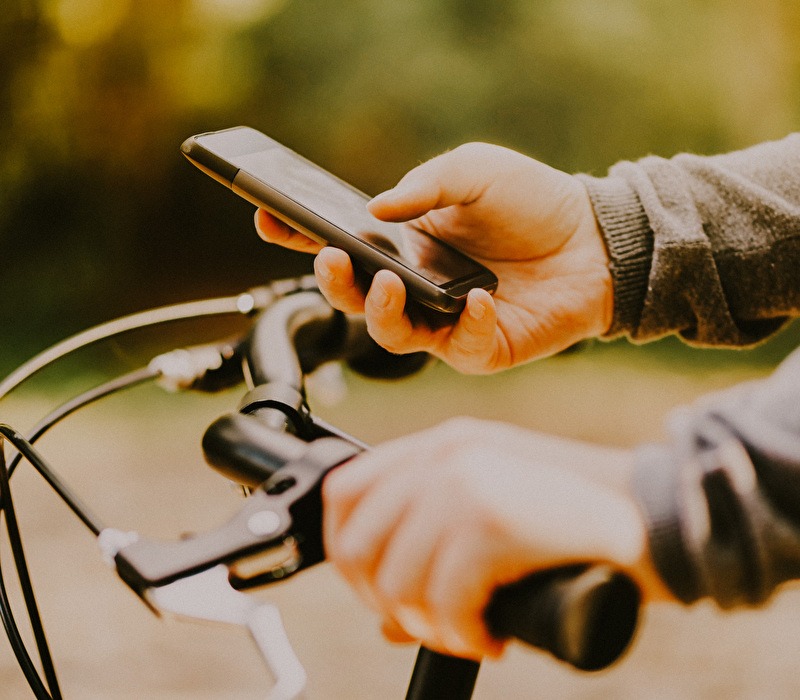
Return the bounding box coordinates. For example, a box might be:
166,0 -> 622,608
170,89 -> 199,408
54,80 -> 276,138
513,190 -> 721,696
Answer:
226,145 -> 486,287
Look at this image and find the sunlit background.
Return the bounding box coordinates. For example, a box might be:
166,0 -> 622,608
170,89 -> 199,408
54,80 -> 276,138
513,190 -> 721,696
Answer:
2,0 -> 799,372
2,2 -> 800,698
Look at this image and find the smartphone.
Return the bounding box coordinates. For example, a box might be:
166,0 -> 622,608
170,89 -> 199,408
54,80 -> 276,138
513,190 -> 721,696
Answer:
181,126 -> 498,314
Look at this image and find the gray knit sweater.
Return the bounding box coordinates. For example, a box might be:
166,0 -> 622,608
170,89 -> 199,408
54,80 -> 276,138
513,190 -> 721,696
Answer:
580,133 -> 800,607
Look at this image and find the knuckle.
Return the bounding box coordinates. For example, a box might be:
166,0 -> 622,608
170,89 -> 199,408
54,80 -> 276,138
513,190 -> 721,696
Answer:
453,142 -> 492,159
428,585 -> 459,626
448,333 -> 483,358
374,571 -> 404,605
365,323 -> 413,355
321,470 -> 346,504
438,416 -> 483,440
447,338 -> 491,374
330,541 -> 366,573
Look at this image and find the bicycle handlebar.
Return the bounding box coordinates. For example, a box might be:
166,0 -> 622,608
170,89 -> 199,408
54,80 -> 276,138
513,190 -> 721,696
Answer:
197,288 -> 642,671
113,287 -> 640,672
2,278 -> 640,700
202,410 -> 641,671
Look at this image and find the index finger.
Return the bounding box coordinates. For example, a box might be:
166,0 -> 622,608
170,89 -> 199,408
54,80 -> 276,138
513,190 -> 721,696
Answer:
254,209 -> 324,254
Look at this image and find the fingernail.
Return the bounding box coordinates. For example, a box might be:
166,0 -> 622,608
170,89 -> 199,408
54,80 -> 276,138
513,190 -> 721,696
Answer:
371,279 -> 390,309
369,190 -> 394,206
468,296 -> 486,320
441,629 -> 474,655
395,607 -> 435,641
317,265 -> 335,283
314,256 -> 335,282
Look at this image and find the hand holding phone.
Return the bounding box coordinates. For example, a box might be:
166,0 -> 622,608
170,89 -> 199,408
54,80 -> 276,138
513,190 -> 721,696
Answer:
181,127 -> 498,313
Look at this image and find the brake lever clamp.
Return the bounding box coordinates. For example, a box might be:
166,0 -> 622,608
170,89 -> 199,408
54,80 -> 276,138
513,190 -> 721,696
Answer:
103,436 -> 359,596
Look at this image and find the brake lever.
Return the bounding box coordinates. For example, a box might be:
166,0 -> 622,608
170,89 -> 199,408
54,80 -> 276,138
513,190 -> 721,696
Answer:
147,565 -> 306,700
96,434 -> 359,698
92,557 -> 303,700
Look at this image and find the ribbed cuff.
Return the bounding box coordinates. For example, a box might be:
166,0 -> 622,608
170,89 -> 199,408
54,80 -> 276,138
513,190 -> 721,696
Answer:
577,174 -> 654,338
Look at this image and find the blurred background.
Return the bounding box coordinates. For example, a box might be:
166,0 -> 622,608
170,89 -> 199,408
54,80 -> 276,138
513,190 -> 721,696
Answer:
2,1 -> 800,698
2,0 -> 799,373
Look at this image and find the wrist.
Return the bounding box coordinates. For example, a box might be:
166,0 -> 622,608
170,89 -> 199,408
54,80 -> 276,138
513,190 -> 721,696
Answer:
572,180 -> 615,337
568,443 -> 674,603
583,206 -> 614,338
611,491 -> 674,601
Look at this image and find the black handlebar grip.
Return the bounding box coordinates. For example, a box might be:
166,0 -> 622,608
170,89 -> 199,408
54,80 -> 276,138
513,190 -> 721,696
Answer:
483,564 -> 640,671
340,316 -> 431,380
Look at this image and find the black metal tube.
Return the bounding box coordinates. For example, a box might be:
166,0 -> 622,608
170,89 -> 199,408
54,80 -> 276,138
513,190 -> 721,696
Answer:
405,648 -> 480,700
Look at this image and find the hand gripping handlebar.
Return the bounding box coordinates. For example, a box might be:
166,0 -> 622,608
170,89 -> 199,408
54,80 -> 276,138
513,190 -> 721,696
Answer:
202,411 -> 641,673
103,288 -> 640,699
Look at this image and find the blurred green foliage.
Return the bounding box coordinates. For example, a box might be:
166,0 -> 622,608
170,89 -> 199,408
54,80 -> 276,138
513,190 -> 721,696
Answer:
1,0 -> 799,374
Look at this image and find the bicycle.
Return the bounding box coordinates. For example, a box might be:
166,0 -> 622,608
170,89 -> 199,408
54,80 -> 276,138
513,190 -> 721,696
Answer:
0,275 -> 641,699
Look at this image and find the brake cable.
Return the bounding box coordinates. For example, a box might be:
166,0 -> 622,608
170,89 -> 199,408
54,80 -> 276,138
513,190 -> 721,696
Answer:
0,438 -> 60,700
0,282 -> 306,699
0,278 -> 642,699
0,277 -> 317,402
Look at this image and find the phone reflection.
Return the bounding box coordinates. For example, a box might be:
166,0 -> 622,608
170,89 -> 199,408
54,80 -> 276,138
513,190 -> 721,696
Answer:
358,225 -> 474,285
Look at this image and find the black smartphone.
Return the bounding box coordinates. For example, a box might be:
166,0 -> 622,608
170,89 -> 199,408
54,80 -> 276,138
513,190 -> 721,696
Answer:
181,126 -> 498,314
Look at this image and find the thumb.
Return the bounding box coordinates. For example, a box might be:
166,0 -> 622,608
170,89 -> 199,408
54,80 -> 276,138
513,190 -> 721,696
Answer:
367,143 -> 497,222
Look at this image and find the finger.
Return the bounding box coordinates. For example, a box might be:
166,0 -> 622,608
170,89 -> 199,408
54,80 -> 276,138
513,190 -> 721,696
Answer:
323,421 -> 454,516
327,428 -> 462,581
323,459 -> 422,621
380,616 -> 418,644
362,271 -> 424,354
254,209 -> 324,253
442,289 -> 500,373
329,467 -> 419,583
314,247 -> 366,314
426,533 -> 505,659
366,143 -> 497,222
392,606 -> 436,642
372,490 -> 444,607
322,455 -> 387,564
322,430 -> 429,520
324,443 -> 428,591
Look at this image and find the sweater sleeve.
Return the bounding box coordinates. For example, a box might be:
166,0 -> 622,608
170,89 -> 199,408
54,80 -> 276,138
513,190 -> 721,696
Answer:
578,133 -> 800,345
633,346 -> 800,608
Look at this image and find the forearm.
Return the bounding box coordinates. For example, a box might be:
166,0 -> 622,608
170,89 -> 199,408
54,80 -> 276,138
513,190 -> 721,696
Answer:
579,133 -> 800,345
633,346 -> 800,608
